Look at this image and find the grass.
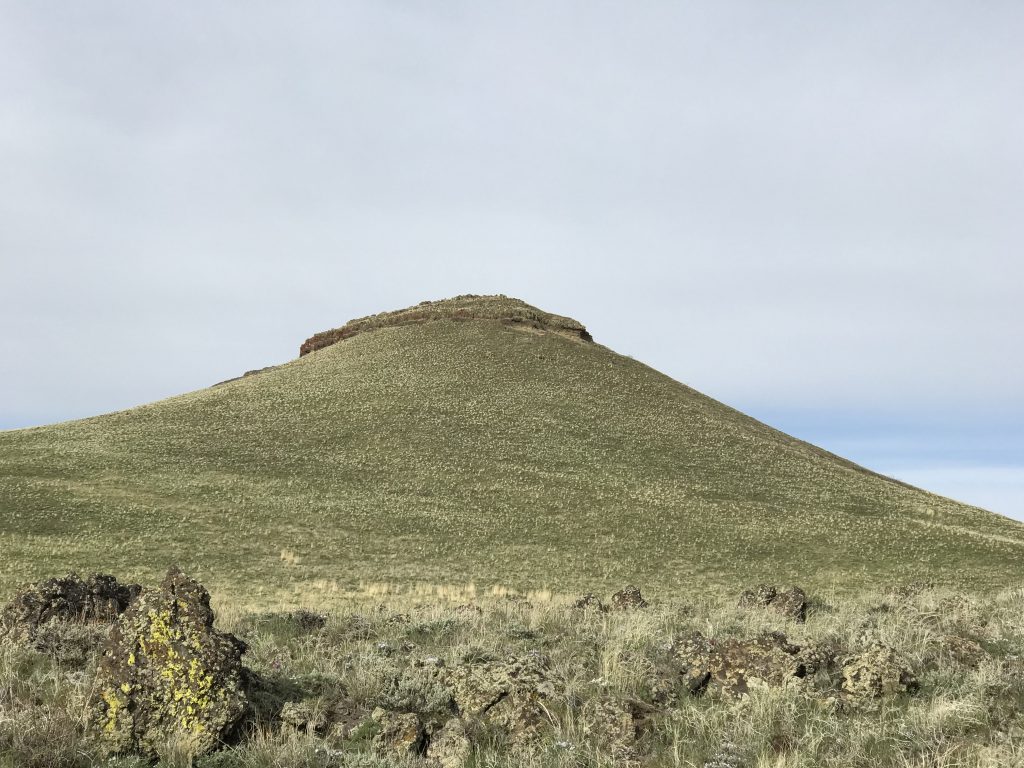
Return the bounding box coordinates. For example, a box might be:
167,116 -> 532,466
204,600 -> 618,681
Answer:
0,295 -> 1022,604
1,582 -> 1023,766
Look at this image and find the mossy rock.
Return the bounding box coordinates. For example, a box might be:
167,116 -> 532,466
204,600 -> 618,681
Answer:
91,567 -> 248,757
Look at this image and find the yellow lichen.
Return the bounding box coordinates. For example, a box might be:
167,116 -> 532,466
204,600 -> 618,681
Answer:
100,687 -> 126,734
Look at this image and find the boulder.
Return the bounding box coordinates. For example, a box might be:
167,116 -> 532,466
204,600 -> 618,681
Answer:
611,586 -> 648,610
672,631 -> 808,698
280,700 -> 327,733
446,651 -> 553,717
426,717 -> 472,768
737,584 -> 807,622
372,709 -> 426,757
91,568 -> 248,757
771,587 -> 808,622
444,652 -> 556,748
582,699 -> 643,766
841,642 -> 918,698
737,584 -> 777,608
1,573 -> 140,640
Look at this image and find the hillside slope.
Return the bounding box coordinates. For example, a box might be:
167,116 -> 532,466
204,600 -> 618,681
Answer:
1,295 -> 1021,602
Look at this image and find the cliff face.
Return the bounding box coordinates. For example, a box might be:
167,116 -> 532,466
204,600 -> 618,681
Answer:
298,294 -> 592,356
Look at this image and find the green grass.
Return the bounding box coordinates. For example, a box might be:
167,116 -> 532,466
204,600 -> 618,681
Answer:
0,295 -> 1022,603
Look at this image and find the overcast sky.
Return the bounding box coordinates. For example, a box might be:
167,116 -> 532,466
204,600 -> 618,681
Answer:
1,2 -> 1021,520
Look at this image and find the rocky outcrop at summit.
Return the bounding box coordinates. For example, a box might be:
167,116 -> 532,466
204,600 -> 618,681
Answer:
299,294 -> 593,356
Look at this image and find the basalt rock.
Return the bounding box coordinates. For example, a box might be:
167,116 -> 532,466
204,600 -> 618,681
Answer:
426,717 -> 472,768
372,709 -> 426,757
737,584 -> 807,622
444,651 -> 556,748
582,699 -> 647,766
1,573 -> 140,640
841,642 -> 918,699
611,586 -> 648,610
300,294 -> 593,356
91,568 -> 249,757
672,631 -> 808,698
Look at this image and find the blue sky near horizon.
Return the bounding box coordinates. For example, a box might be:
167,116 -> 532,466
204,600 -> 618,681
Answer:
1,2 -> 1021,521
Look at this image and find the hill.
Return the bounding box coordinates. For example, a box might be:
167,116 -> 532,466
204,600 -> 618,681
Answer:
0,294 -> 1021,604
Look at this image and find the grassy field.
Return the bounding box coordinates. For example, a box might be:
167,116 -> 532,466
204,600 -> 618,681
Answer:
2,582 -> 1023,767
0,295 -> 1022,603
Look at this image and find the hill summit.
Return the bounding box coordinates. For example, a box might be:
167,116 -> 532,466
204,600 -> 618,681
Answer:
0,294 -> 1022,602
299,294 -> 593,356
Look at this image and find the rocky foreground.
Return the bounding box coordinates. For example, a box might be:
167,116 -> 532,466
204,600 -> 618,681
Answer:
0,572 -> 1022,767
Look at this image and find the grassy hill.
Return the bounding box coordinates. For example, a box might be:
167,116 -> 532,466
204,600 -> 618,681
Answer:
1,295 -> 1021,604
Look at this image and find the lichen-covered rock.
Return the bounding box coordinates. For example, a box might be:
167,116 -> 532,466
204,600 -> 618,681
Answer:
425,717 -> 471,767
582,699 -> 642,766
371,709 -> 426,756
1,573 -> 140,640
30,620 -> 110,667
446,651 -> 553,717
771,587 -> 808,622
737,584 -> 807,622
572,593 -> 608,612
670,633 -> 715,694
795,641 -> 838,678
737,584 -> 777,609
91,568 -> 248,757
841,642 -> 918,698
280,699 -> 327,733
444,652 -> 556,748
611,586 -> 648,610
672,631 -> 807,698
426,717 -> 472,768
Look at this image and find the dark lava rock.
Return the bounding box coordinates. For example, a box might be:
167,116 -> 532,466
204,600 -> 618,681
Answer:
1,573 -> 140,639
611,586 -> 648,610
92,567 -> 248,757
737,584 -> 807,622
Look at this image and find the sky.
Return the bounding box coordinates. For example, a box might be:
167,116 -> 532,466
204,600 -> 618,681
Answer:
1,2 -> 1021,521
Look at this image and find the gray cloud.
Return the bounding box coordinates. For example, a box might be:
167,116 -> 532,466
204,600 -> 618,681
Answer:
1,2 -> 1021,515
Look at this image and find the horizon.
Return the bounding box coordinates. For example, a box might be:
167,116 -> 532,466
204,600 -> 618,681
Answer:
2,3 -> 1021,521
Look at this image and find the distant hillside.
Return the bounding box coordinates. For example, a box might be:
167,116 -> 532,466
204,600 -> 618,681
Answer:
1,295 -> 1021,603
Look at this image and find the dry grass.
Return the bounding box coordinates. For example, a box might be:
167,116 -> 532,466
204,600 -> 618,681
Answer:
1,583 -> 1022,766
